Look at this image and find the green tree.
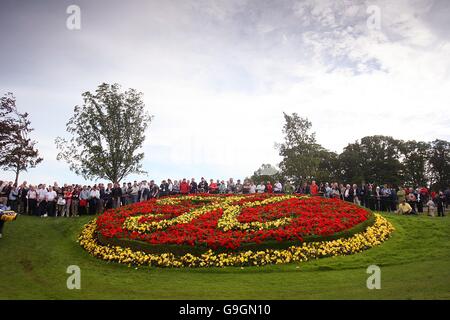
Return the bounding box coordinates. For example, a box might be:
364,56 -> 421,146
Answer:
427,139 -> 450,191
276,113 -> 333,184
338,142 -> 365,183
338,135 -> 403,185
0,93 -> 43,184
56,83 -> 152,183
251,163 -> 279,184
399,140 -> 430,187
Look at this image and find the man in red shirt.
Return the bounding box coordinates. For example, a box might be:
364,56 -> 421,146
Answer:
180,179 -> 189,195
209,179 -> 218,194
310,180 -> 319,195
266,181 -> 273,193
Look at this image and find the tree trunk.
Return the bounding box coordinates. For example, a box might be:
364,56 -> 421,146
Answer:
15,167 -> 20,186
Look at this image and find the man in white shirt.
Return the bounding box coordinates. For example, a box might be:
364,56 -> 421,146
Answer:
89,186 -> 100,215
130,182 -> 140,203
256,183 -> 266,193
46,187 -> 57,217
37,185 -> 48,217
274,181 -> 283,193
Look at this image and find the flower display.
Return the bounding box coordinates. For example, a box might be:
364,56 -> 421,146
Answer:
79,194 -> 394,267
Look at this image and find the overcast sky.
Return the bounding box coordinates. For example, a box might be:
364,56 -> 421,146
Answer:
1,0 -> 449,185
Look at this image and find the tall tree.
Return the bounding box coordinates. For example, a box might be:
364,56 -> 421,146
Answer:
0,93 -> 43,184
338,136 -> 403,185
399,140 -> 430,187
276,113 -> 332,184
427,139 -> 450,191
56,83 -> 152,183
338,142 -> 365,183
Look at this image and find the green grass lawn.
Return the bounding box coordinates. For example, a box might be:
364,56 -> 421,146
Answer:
1,212 -> 449,300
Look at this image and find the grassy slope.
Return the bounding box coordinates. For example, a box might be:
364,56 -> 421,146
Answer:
0,213 -> 449,300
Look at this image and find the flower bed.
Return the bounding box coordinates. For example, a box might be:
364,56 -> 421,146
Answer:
79,194 -> 394,267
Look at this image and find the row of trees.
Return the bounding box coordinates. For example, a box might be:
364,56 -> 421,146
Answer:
252,113 -> 449,191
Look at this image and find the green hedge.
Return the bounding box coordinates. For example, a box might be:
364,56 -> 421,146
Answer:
97,211 -> 376,256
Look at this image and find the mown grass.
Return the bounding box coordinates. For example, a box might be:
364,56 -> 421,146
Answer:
0,213 -> 449,300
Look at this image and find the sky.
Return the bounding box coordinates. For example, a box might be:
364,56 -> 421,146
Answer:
1,0 -> 449,185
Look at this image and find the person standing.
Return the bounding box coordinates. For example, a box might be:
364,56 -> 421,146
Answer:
79,186 -> 90,215
18,182 -> 29,215
189,178 -> 198,194
56,193 -> 66,217
198,178 -> 208,194
436,191 -> 446,217
173,180 -> 180,195
381,186 -> 391,212
180,179 -> 189,195
352,184 -> 360,205
159,180 -> 169,197
396,186 -> 406,208
249,181 -> 257,194
344,184 -> 353,202
283,181 -> 294,194
72,186 -> 80,217
103,183 -> 113,210
227,179 -> 235,194
256,182 -> 266,194
209,179 -> 218,194
235,180 -> 243,194
112,183 -> 122,208
266,181 -> 273,194
167,179 -> 174,195
310,181 -> 319,196
374,186 -> 381,211
150,181 -> 160,198
63,187 -> 73,217
46,187 -> 57,217
120,182 -> 128,206
445,187 -> 450,210
0,181 -> 8,205
140,181 -> 150,201
130,182 -> 139,203
7,183 -> 19,212
219,180 -> 227,194
27,186 -> 38,216
427,198 -> 436,217
274,181 -> 283,194
89,186 -> 100,215
37,184 -> 48,217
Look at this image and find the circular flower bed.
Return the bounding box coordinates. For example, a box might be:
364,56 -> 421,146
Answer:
79,194 -> 394,267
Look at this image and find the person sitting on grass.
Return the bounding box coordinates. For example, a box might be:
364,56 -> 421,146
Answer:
397,199 -> 413,215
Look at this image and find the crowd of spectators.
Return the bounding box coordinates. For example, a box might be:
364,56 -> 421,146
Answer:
0,178 -> 448,218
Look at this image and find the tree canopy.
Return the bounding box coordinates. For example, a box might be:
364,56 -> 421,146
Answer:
276,112 -> 336,185
0,93 -> 42,184
56,83 -> 152,183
